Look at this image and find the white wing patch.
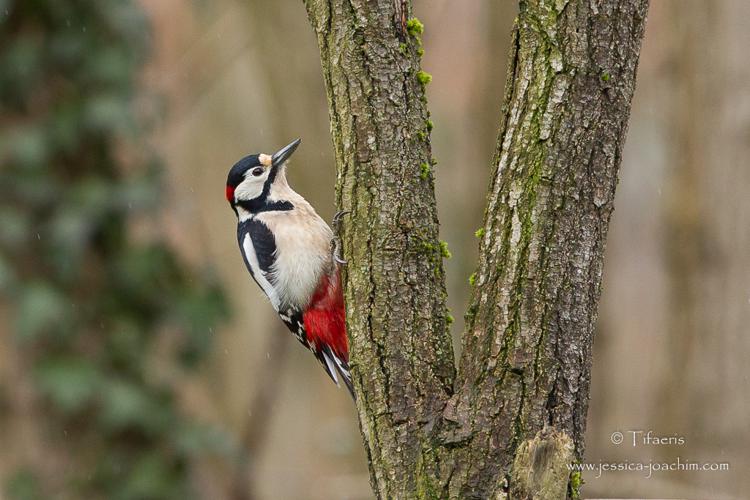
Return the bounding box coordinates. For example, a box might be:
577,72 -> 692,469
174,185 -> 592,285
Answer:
242,232 -> 280,311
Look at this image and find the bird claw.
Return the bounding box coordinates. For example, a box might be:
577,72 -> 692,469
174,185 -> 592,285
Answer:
332,210 -> 350,230
332,237 -> 347,265
334,252 -> 347,265
332,210 -> 350,266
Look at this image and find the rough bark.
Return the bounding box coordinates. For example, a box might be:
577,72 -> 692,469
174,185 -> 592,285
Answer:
303,1 -> 455,497
445,1 -> 649,497
305,0 -> 649,498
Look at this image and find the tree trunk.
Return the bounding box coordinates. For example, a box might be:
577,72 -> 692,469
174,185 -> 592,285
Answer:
304,1 -> 649,498
304,1 -> 456,496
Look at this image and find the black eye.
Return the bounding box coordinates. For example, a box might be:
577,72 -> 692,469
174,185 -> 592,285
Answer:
251,167 -> 264,177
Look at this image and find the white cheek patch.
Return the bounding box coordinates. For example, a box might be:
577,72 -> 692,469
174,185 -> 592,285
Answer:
242,233 -> 280,311
234,175 -> 265,201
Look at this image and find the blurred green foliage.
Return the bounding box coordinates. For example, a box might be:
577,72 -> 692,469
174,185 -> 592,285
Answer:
0,1 -> 229,498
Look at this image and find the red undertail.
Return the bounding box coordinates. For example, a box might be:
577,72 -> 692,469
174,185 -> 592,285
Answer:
302,269 -> 347,361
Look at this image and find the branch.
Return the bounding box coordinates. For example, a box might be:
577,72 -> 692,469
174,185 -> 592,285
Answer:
445,0 -> 649,497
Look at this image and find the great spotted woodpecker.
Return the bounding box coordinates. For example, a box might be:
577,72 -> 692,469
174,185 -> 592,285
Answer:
225,139 -> 353,397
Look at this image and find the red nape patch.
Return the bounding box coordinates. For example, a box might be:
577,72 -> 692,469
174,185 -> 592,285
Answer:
303,271 -> 348,359
225,185 -> 235,202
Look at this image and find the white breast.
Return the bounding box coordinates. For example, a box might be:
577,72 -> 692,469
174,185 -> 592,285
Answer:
256,206 -> 333,309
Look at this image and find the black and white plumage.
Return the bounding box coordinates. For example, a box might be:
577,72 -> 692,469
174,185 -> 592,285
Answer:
225,139 -> 353,397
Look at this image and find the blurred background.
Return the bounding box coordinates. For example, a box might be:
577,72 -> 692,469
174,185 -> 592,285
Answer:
0,1 -> 747,499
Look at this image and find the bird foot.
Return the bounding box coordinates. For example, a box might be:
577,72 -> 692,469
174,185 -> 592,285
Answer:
332,210 -> 350,230
333,241 -> 347,265
332,210 -> 350,265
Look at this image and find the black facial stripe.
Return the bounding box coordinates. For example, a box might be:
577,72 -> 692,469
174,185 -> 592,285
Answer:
236,199 -> 294,214
253,162 -> 282,206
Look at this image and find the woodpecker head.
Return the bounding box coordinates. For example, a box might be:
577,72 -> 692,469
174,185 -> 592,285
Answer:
225,138 -> 301,211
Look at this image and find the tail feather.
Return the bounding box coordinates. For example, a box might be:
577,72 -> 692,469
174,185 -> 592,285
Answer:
319,345 -> 355,400
336,358 -> 355,400
320,348 -> 340,386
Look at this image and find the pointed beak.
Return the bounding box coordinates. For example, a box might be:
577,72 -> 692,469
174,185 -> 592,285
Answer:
271,138 -> 301,167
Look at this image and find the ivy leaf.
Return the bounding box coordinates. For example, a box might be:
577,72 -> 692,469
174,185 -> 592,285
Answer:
4,469 -> 43,500
172,284 -> 228,366
0,254 -> 16,292
3,125 -> 49,169
0,207 -> 31,250
15,282 -> 71,341
117,452 -> 185,500
36,357 -> 99,413
84,93 -> 131,133
99,378 -> 171,433
173,422 -> 238,458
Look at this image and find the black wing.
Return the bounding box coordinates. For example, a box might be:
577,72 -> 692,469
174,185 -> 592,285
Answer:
278,305 -> 307,346
237,218 -> 277,279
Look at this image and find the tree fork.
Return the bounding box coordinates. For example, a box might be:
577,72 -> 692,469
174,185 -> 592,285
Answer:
305,0 -> 649,498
